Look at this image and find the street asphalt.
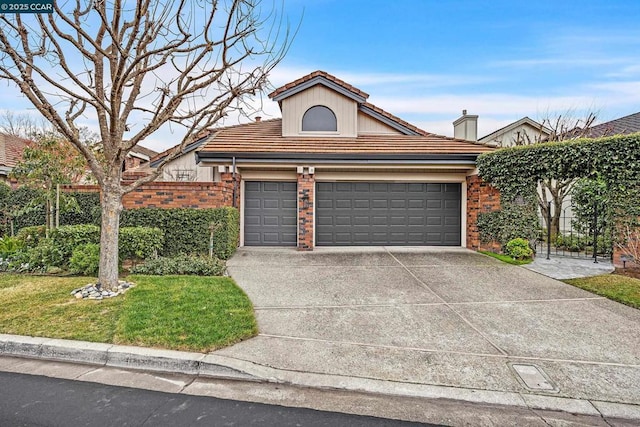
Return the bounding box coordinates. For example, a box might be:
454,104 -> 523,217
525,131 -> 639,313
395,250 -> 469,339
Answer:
0,246 -> 639,425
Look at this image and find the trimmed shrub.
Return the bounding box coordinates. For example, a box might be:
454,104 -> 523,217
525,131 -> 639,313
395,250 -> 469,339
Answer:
10,238 -> 64,272
119,227 -> 164,262
69,243 -> 100,276
130,255 -> 226,276
505,238 -> 533,260
50,224 -> 101,262
210,207 -> 240,260
120,207 -> 239,259
15,225 -> 47,248
477,204 -> 539,250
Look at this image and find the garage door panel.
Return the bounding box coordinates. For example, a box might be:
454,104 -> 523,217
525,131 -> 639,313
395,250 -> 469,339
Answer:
316,182 -> 461,246
244,181 -> 297,246
427,217 -> 442,226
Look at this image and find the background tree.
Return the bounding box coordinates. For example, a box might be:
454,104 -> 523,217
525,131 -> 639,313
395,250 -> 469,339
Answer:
505,110 -> 598,236
0,1 -> 290,290
0,110 -> 51,138
10,132 -> 88,236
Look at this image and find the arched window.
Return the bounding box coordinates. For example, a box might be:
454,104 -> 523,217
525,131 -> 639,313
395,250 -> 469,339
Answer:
302,105 -> 337,132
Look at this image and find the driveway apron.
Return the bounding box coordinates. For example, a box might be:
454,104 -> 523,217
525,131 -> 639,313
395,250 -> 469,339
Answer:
215,247 -> 640,405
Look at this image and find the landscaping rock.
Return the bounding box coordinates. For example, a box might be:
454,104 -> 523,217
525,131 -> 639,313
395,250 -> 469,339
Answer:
70,280 -> 135,301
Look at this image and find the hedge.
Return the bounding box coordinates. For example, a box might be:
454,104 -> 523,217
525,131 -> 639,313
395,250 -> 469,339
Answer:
14,224 -> 164,268
120,207 -> 239,259
0,186 -> 100,235
476,133 -> 640,250
4,180 -> 240,260
477,133 -> 640,201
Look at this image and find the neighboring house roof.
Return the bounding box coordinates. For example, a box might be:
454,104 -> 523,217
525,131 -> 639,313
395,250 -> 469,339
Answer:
0,132 -> 30,175
149,132 -> 211,168
197,118 -> 493,163
130,144 -> 158,160
587,111 -> 640,138
478,117 -> 552,144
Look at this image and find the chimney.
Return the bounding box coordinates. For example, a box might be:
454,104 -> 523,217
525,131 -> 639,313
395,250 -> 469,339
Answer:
255,116 -> 262,122
453,109 -> 478,141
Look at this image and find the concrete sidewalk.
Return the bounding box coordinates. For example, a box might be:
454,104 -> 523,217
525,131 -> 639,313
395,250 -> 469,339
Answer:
525,254 -> 615,280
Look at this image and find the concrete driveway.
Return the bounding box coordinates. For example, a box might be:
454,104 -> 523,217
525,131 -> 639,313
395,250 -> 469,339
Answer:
215,247 -> 640,410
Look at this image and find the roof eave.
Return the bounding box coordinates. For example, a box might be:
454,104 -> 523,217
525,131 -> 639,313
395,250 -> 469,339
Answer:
271,76 -> 367,103
196,151 -> 480,165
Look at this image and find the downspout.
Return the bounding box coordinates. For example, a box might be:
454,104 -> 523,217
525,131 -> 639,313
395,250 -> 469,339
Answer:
232,156 -> 237,208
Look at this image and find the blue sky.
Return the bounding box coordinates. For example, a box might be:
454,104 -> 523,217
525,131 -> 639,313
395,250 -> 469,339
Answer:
1,0 -> 639,151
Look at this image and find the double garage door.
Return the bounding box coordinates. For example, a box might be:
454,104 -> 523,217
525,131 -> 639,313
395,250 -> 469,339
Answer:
244,181 -> 461,246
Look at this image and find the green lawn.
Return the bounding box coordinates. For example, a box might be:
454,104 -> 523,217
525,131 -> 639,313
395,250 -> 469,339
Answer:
0,274 -> 257,352
479,250 -> 533,265
563,274 -> 640,309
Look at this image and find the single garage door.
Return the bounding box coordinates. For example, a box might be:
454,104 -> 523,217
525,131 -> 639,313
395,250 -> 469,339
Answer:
316,182 -> 461,246
244,181 -> 297,246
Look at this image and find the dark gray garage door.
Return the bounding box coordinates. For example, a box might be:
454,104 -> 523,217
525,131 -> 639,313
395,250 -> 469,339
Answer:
316,182 -> 461,246
244,181 -> 297,246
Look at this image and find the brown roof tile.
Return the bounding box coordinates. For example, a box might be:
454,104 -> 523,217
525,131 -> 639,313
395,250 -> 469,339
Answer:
361,102 -> 430,136
199,119 -> 493,157
0,132 -> 30,169
269,70 -> 369,100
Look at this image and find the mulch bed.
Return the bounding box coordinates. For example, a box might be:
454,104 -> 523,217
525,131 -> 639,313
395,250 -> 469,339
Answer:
614,267 -> 640,280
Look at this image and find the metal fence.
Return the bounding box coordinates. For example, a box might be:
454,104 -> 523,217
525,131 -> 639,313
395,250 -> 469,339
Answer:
535,203 -> 613,262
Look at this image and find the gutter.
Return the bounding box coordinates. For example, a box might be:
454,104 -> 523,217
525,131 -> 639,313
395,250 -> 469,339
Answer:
196,152 -> 480,165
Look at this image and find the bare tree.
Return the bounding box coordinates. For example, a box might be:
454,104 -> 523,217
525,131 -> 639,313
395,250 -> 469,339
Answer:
508,111 -> 599,236
0,110 -> 51,138
0,1 -> 290,290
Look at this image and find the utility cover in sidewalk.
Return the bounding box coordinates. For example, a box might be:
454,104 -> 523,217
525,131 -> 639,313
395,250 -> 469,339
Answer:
511,364 -> 557,392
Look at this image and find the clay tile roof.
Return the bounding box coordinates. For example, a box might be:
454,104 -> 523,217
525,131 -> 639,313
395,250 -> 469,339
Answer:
361,102 -> 429,136
588,111 -> 640,138
198,119 -> 494,157
269,70 -> 369,100
0,132 -> 30,169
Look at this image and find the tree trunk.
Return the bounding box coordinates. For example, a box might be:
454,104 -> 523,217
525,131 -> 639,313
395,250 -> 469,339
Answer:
98,186 -> 123,291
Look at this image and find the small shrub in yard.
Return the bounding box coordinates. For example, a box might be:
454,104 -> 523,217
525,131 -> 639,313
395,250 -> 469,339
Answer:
131,255 -> 226,276
505,238 -> 533,260
50,224 -> 101,262
119,227 -> 164,263
9,238 -> 64,273
15,225 -> 47,248
0,236 -> 23,258
69,243 -> 100,276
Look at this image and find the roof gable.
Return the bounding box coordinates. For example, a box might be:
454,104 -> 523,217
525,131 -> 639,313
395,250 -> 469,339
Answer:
269,70 -> 369,103
478,117 -> 552,143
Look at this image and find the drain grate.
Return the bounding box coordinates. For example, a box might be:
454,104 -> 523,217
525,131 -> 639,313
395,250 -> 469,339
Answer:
511,364 -> 557,392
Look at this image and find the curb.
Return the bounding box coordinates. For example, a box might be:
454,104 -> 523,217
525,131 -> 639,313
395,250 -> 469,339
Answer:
1,334 -> 639,421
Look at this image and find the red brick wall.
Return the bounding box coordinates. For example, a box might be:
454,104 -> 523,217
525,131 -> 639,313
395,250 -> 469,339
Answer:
612,224 -> 639,268
466,174 -> 501,252
297,172 -> 314,250
63,173 -> 240,210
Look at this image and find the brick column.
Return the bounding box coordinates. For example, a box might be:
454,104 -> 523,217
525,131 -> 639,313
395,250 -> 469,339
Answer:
220,171 -> 241,209
297,170 -> 315,251
466,174 -> 501,252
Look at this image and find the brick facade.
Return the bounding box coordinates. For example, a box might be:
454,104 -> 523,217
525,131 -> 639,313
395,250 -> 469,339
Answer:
63,172 -> 240,210
466,174 -> 501,252
297,171 -> 314,250
612,225 -> 639,268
